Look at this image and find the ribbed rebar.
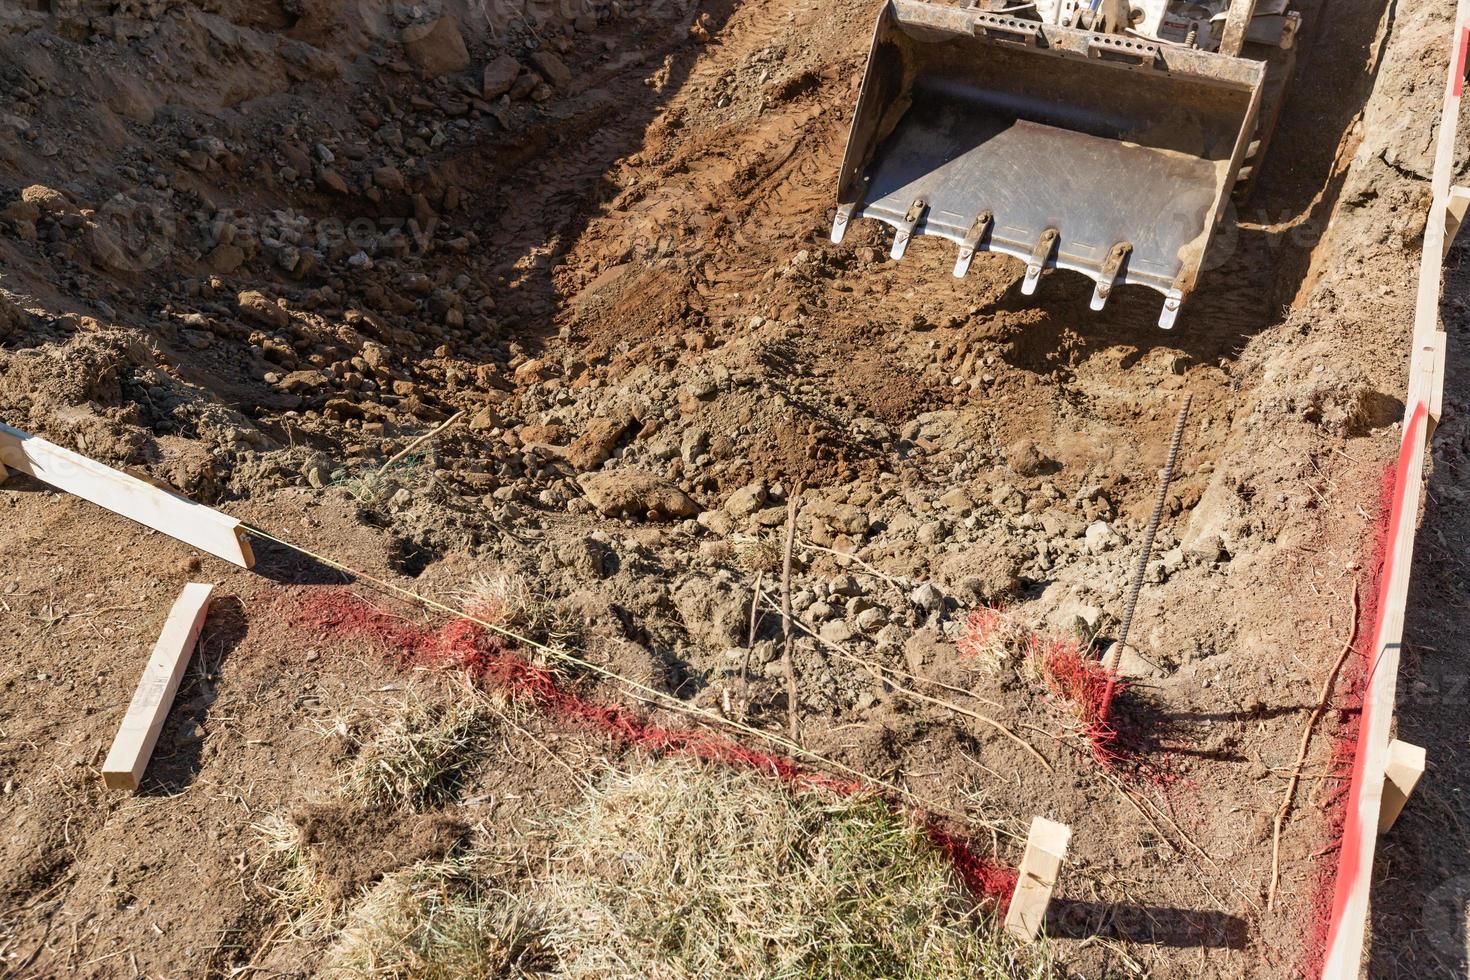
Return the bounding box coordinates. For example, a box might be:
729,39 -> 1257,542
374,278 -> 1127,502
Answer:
1103,392 -> 1193,678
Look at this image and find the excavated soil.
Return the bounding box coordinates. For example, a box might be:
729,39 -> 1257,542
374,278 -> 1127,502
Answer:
1,0 -> 1468,976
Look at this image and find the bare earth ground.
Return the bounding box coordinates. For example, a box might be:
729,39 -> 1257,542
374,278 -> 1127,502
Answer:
0,0 -> 1468,976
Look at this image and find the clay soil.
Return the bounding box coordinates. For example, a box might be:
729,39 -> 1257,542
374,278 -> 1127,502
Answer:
2,0 -> 1469,976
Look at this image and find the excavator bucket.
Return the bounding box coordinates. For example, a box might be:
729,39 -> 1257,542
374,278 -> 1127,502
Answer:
833,0 -> 1266,327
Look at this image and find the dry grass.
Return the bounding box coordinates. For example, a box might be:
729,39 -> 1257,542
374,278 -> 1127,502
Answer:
538,762 -> 1051,980
459,571 -> 576,650
323,852 -> 554,979
254,812 -> 340,937
314,762 -> 1052,979
341,693 -> 495,812
957,606 -> 1031,671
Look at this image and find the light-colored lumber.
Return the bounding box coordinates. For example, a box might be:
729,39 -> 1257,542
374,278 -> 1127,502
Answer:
1321,8 -> 1470,975
1003,816 -> 1071,941
1443,185 -> 1470,258
102,583 -> 215,791
1378,739 -> 1426,834
0,422 -> 254,568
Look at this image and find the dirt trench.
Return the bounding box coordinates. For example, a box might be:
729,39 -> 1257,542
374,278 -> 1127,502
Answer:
0,0 -> 1465,976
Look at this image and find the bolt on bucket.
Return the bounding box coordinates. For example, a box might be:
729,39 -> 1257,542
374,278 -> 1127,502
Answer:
832,0 -> 1265,327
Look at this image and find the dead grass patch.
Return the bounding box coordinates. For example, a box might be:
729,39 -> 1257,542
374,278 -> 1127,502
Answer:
341,692 -> 495,812
323,852 -> 554,979
538,761 -> 1050,980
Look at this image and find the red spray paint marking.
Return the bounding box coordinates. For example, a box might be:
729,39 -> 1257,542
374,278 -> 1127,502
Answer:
1314,402 -> 1427,975
1298,467 -> 1387,978
1454,26 -> 1469,98
957,607 -> 1133,769
291,591 -> 1017,907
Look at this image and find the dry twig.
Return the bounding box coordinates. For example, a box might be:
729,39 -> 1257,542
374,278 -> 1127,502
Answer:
1267,581 -> 1359,910
378,410 -> 465,475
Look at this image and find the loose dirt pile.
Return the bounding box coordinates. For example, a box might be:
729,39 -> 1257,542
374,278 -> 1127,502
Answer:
1,0 -> 1467,976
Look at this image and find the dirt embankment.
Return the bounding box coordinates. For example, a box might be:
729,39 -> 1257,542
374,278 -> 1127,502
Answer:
1,0 -> 1466,976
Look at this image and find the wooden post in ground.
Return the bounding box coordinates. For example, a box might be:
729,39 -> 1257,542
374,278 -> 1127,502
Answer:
1444,186 -> 1470,258
1378,739 -> 1426,834
1003,816 -> 1072,941
102,584 -> 215,791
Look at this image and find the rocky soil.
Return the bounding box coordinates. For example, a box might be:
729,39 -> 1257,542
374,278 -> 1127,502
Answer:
1,0 -> 1468,976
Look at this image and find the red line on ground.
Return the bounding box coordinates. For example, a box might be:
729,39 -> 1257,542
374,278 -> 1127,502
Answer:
290,590 -> 1019,907
1318,401 -> 1428,974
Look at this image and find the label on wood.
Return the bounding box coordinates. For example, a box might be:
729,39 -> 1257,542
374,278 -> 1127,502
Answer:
102,584 -> 215,791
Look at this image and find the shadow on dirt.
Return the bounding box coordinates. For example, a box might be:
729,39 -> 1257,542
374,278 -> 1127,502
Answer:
1047,898 -> 1248,950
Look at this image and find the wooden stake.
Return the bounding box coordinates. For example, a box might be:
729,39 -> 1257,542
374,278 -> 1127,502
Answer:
1444,185 -> 1470,258
1378,739 -> 1426,834
102,584 -> 215,791
1003,816 -> 1072,941
1322,8 -> 1470,976
780,486 -> 801,741
0,423 -> 253,568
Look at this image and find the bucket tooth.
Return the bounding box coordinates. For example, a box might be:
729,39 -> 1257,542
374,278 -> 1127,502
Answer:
954,210 -> 994,278
1158,290 -> 1184,329
831,203 -> 855,245
1089,240 -> 1132,311
891,198 -> 927,260
1021,228 -> 1059,296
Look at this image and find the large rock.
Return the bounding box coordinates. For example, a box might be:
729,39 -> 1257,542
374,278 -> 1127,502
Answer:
566,414 -> 635,471
530,50 -> 573,90
402,16 -> 470,76
578,470 -> 701,521
482,54 -> 522,99
237,290 -> 289,329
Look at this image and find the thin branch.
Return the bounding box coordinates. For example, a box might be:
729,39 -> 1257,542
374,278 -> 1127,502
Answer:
1268,581 -> 1359,910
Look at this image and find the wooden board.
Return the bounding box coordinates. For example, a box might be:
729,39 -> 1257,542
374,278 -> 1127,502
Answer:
1320,5 -> 1470,976
101,583 -> 215,791
0,422 -> 254,568
1003,816 -> 1072,941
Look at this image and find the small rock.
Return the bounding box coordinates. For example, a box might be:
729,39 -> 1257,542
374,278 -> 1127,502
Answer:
829,573 -> 861,597
482,54 -> 521,99
373,165 -> 407,193
724,480 -> 768,518
1084,521 -> 1120,554
530,50 -> 573,90
1004,438 -> 1050,476
237,289 -> 288,329
910,582 -> 944,613
855,607 -> 887,633
820,620 -> 855,645
937,486 -> 973,514
567,414 -> 636,471
206,243 -> 244,274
